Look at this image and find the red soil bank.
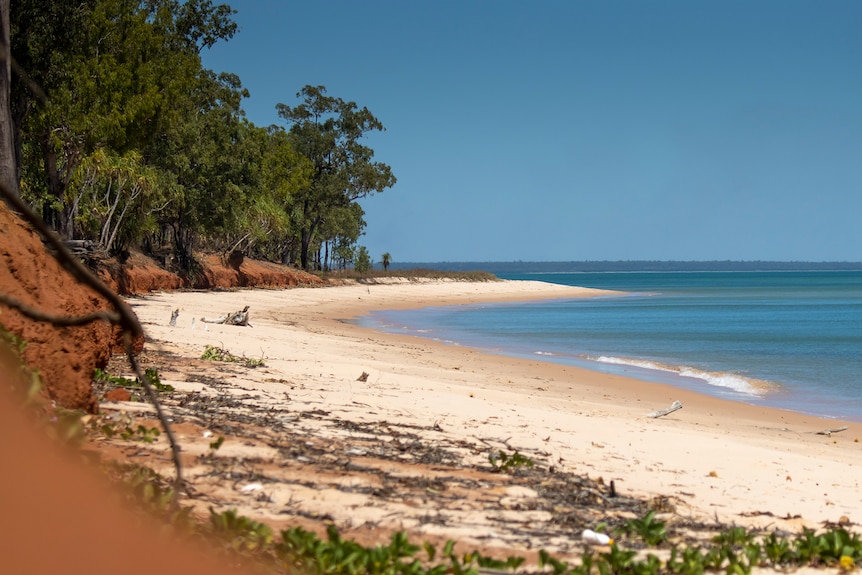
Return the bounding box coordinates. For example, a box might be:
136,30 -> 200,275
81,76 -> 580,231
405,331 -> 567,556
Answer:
0,203 -> 127,412
1,200 -> 323,412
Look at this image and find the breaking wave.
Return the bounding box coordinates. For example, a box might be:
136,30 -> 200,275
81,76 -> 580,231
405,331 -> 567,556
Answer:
588,356 -> 776,396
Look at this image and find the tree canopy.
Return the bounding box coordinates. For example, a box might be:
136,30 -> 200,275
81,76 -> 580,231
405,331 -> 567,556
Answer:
9,0 -> 394,272
276,85 -> 396,270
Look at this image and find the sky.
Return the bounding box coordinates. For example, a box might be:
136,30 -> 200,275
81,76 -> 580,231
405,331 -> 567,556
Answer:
200,0 -> 862,263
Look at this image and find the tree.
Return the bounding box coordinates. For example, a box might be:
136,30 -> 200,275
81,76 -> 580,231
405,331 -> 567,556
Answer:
0,0 -> 17,199
354,246 -> 372,273
12,0 -> 237,239
150,70 -> 255,270
276,85 -> 396,270
381,252 -> 391,271
251,125 -> 313,264
10,0 -> 97,205
73,148 -> 160,253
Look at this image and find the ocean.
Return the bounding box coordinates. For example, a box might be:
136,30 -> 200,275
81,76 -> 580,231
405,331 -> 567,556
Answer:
361,271 -> 862,422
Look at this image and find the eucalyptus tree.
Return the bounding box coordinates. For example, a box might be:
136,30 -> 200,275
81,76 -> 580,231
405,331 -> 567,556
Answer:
276,85 -> 396,270
317,201 -> 366,271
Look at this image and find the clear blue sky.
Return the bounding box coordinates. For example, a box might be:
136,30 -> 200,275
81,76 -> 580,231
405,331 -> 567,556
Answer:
201,0 -> 862,263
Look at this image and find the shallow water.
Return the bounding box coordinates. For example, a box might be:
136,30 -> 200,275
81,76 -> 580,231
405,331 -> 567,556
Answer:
362,271 -> 862,421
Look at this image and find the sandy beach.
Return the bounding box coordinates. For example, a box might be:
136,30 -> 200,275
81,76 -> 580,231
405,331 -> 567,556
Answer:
105,278 -> 860,557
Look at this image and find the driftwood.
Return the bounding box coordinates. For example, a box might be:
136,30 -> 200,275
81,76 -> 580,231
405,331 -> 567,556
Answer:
647,400 -> 683,419
64,239 -> 97,255
201,305 -> 251,327
815,426 -> 848,436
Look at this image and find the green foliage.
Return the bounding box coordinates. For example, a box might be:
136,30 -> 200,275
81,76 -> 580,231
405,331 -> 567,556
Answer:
142,368 -> 174,391
322,268 -> 499,283
793,528 -> 862,567
13,3 -> 393,271
73,149 -> 162,253
94,367 -> 136,387
209,508 -> 274,554
201,345 -> 265,368
0,322 -> 28,356
200,345 -> 229,361
711,526 -> 756,548
99,411 -> 161,443
94,367 -> 174,391
111,463 -> 193,528
666,545 -> 707,575
819,528 -> 862,562
277,525 -> 421,575
276,526 -> 523,575
60,457 -> 862,575
620,510 -> 668,546
14,0 -> 213,237
50,407 -> 89,447
354,246 -> 372,273
276,85 -> 396,270
761,531 -> 794,567
0,320 -> 43,405
488,449 -> 534,473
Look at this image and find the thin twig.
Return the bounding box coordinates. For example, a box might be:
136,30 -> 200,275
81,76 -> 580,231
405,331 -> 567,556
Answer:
0,293 -> 121,326
0,181 -> 184,499
124,333 -> 184,500
10,56 -> 48,105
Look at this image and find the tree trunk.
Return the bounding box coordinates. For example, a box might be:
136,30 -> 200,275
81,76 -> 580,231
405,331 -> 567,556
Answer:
40,134 -> 66,236
0,0 -> 18,200
299,227 -> 311,270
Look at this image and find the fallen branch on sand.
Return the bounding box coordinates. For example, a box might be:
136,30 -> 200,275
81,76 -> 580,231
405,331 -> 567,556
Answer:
647,400 -> 683,419
815,426 -> 848,436
201,305 -> 252,327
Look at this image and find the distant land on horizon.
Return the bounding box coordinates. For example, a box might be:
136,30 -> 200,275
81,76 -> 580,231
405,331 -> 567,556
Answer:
387,261 -> 862,274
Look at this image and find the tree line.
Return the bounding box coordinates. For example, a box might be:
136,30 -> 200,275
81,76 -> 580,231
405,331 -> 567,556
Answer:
8,0 -> 395,272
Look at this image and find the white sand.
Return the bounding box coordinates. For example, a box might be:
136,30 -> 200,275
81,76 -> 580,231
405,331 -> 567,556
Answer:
117,279 -> 861,552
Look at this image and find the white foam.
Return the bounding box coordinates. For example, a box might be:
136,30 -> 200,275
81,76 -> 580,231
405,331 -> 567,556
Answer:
589,356 -> 774,396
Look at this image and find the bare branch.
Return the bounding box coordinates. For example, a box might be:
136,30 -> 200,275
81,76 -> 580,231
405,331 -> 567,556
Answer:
124,333 -> 184,501
647,400 -> 683,419
0,293 -> 120,326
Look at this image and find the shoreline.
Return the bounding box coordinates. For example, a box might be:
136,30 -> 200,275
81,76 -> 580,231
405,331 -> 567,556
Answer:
349,280 -> 859,424
124,279 -> 862,541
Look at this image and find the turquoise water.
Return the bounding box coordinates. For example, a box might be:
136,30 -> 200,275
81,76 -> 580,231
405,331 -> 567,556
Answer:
363,271 -> 862,421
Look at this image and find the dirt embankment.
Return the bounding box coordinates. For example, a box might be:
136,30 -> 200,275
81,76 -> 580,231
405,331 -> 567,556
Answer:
98,251 -> 324,295
0,201 -> 322,412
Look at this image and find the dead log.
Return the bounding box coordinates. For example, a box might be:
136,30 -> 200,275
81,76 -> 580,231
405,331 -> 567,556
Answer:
223,305 -> 251,326
200,305 -> 251,327
815,426 -> 848,436
647,400 -> 683,419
